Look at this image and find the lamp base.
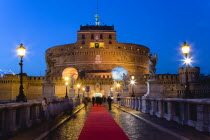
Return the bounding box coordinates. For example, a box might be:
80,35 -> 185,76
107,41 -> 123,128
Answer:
16,94 -> 27,102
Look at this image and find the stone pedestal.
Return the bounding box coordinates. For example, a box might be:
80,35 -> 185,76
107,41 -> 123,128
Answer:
42,80 -> 58,100
69,88 -> 75,98
143,79 -> 164,98
122,88 -> 129,97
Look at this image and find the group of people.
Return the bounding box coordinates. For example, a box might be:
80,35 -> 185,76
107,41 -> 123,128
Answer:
41,93 -> 121,119
91,96 -> 107,106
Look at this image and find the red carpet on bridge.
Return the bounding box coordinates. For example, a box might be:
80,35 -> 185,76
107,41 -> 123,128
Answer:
78,105 -> 129,140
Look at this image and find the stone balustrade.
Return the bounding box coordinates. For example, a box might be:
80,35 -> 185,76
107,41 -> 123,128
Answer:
120,97 -> 210,132
0,98 -> 83,137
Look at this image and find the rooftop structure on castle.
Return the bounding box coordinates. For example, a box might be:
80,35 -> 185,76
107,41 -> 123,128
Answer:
45,18 -> 150,80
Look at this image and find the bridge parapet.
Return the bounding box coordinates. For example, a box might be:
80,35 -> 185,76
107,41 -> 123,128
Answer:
0,98 -> 82,137
120,97 -> 210,132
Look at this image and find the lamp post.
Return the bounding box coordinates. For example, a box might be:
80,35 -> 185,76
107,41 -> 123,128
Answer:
16,43 -> 27,102
82,87 -> 85,97
181,41 -> 191,98
116,83 -> 121,92
65,82 -> 69,98
77,84 -> 81,98
130,76 -> 136,97
64,77 -> 69,99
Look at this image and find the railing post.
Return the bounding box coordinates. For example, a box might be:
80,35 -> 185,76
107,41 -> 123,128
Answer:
150,98 -> 155,115
196,104 -> 209,132
5,104 -> 18,133
166,99 -> 173,121
19,103 -> 32,128
142,97 -> 149,113
0,105 -> 6,132
138,97 -> 142,111
135,97 -> 139,111
157,99 -> 163,118
33,103 -> 41,123
179,101 -> 188,125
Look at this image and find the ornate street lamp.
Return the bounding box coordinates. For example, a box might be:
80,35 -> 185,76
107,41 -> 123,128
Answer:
65,82 -> 69,98
181,42 -> 190,98
77,84 -> 81,98
64,77 -> 69,99
16,43 -> 27,102
82,87 -> 85,97
130,76 -> 136,97
116,83 -> 121,92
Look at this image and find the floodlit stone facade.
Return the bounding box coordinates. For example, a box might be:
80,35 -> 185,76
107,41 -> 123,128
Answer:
0,25 -> 210,100
45,25 -> 150,78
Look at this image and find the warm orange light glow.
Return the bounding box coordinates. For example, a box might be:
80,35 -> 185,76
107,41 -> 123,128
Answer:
17,43 -> 26,57
82,87 -> 85,91
65,82 -> 68,86
131,76 -> 135,80
64,77 -> 69,81
181,42 -> 190,54
116,84 -> 120,87
130,79 -> 135,85
77,84 -> 81,88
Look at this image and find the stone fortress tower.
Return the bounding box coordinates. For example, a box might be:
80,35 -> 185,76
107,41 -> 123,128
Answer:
46,25 -> 150,78
45,19 -> 150,97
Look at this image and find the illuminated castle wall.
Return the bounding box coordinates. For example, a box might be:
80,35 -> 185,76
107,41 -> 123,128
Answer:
1,24 -> 210,100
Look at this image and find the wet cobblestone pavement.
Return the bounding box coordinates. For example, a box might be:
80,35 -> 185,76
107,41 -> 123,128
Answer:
43,103 -> 177,140
43,105 -> 91,140
12,103 -> 210,140
43,103 -> 210,140
104,104 -> 179,140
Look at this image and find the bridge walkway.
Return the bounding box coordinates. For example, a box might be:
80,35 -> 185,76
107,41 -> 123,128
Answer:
10,103 -> 210,140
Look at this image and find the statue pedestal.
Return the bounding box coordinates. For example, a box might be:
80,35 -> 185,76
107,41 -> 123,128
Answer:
143,79 -> 163,98
69,88 -> 75,98
122,87 -> 129,97
42,80 -> 58,100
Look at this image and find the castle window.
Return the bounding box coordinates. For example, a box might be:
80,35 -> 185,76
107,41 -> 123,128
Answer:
82,41 -> 85,44
109,41 -> 112,44
100,34 -> 103,39
118,47 -> 121,49
91,34 -> 94,39
95,43 -> 99,48
124,47 -> 126,50
90,42 -> 104,48
109,34 -> 112,39
82,34 -> 85,39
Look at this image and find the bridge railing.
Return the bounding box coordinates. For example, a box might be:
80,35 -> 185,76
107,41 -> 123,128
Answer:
0,98 -> 83,136
120,97 -> 210,132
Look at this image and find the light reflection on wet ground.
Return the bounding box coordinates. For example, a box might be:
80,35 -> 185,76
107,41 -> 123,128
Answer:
44,103 -> 179,140
104,104 -> 179,140
43,105 -> 91,140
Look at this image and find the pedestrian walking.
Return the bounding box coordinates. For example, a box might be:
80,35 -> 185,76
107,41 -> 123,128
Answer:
92,96 -> 95,106
83,97 -> 88,110
107,96 -> 112,110
96,97 -> 99,106
41,97 -> 48,120
117,93 -> 121,107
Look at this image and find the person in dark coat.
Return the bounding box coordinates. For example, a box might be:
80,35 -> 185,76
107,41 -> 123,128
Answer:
99,97 -> 103,105
92,96 -> 95,106
107,96 -> 112,110
96,97 -> 99,106
83,97 -> 88,110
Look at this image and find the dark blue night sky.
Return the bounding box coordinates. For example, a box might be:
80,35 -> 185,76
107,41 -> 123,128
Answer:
0,0 -> 210,76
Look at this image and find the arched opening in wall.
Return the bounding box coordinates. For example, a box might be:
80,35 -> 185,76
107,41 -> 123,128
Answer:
94,93 -> 102,97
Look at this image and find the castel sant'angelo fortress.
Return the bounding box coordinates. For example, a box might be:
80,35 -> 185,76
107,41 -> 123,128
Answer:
0,15 -> 209,100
